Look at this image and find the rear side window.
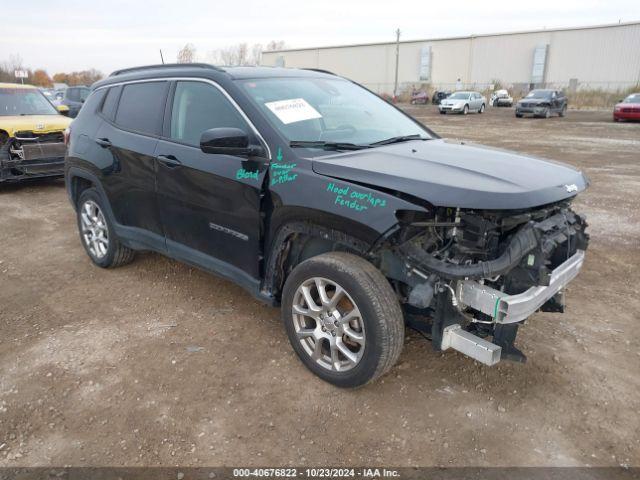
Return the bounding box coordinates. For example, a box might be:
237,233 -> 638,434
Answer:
114,82 -> 168,136
169,81 -> 248,146
101,86 -> 120,120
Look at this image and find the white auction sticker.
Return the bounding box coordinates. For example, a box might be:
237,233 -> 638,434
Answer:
265,98 -> 322,124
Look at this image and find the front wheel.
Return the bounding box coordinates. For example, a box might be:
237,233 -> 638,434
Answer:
479,103 -> 485,113
559,105 -> 567,117
281,252 -> 404,388
462,104 -> 469,115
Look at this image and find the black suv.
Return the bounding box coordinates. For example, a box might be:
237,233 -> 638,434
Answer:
515,89 -> 567,118
66,64 -> 589,387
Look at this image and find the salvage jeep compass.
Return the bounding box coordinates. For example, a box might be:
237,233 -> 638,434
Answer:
65,64 -> 589,387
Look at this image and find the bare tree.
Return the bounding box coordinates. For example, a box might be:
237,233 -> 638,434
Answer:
207,41 -> 283,66
177,43 -> 196,64
266,40 -> 286,51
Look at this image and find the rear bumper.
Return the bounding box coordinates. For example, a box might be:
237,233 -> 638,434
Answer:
456,250 -> 586,324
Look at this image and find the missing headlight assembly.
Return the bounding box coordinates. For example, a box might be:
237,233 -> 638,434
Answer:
377,202 -> 589,365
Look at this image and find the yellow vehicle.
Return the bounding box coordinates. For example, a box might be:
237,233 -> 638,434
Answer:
0,82 -> 72,182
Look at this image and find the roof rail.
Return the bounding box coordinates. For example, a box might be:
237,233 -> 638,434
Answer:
302,68 -> 337,76
110,63 -> 225,77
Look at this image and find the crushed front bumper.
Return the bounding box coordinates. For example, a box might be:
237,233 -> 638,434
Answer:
457,250 -> 586,324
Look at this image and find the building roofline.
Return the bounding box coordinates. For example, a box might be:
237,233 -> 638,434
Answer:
263,20 -> 640,54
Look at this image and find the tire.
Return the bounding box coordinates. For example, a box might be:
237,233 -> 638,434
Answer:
544,108 -> 551,119
76,188 -> 135,268
462,104 -> 469,115
515,113 -> 523,118
281,252 -> 404,388
559,105 -> 567,117
479,103 -> 485,113
439,110 -> 446,115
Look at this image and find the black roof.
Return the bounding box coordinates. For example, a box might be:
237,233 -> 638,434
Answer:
93,63 -> 336,89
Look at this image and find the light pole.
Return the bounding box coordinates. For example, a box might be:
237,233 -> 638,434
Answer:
394,28 -> 401,100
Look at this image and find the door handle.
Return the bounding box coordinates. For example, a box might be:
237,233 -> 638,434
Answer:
157,154 -> 182,168
95,138 -> 112,148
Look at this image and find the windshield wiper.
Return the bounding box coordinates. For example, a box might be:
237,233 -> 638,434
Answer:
289,140 -> 371,151
369,134 -> 429,146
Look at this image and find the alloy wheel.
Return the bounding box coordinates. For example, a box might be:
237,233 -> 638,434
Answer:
80,200 -> 109,259
292,277 -> 366,372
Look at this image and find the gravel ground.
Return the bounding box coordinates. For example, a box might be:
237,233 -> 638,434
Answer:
0,106 -> 638,468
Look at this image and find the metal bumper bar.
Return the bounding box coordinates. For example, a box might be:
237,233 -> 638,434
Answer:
457,250 -> 586,324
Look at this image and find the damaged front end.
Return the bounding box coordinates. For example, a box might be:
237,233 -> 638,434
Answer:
378,202 -> 589,365
0,131 -> 66,182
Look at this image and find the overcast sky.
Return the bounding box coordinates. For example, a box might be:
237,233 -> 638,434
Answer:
1,0 -> 638,75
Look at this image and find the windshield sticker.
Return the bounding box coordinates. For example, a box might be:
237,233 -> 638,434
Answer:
265,98 -> 322,125
326,182 -> 387,212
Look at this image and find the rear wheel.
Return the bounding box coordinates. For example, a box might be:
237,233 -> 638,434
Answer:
479,103 -> 485,113
77,188 -> 134,268
281,252 -> 404,388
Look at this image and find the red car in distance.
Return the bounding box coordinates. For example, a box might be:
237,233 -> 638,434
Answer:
613,93 -> 640,122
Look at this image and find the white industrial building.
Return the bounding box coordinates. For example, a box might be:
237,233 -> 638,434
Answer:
261,21 -> 640,95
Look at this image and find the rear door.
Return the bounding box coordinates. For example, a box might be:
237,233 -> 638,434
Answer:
95,81 -> 169,246
155,80 -> 269,281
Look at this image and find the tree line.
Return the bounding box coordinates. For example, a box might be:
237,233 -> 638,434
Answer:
0,55 -> 104,88
177,40 -> 287,66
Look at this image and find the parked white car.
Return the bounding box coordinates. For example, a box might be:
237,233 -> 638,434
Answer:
490,89 -> 514,107
439,91 -> 486,114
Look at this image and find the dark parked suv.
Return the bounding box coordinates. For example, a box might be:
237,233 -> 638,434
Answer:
60,86 -> 91,118
515,89 -> 567,118
66,64 -> 589,387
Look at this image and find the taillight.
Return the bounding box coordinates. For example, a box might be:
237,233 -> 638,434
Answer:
63,127 -> 71,146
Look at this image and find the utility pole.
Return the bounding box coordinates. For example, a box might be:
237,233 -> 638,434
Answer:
394,28 -> 401,100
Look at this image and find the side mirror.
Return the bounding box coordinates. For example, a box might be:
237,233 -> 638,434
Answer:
57,104 -> 70,116
618,99 -> 624,103
200,128 -> 263,157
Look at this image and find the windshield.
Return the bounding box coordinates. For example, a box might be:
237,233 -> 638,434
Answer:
240,78 -> 432,147
0,88 -> 58,116
526,90 -> 552,99
623,94 -> 640,104
448,92 -> 470,100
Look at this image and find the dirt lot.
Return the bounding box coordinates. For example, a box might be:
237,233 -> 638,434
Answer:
0,107 -> 638,468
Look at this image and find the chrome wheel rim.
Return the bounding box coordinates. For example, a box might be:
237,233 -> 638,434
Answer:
292,277 -> 366,372
80,200 -> 109,259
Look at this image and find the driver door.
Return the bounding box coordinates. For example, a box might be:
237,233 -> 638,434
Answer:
155,80 -> 269,281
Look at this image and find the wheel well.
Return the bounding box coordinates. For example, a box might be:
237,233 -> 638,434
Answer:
262,219 -> 375,302
70,176 -> 94,206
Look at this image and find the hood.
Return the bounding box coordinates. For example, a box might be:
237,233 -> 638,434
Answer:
311,139 -> 588,210
0,115 -> 72,137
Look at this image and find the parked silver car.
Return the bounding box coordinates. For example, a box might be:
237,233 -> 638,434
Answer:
439,91 -> 486,114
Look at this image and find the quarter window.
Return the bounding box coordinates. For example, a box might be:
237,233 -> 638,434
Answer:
101,87 -> 120,120
170,81 -> 248,146
114,82 -> 168,136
